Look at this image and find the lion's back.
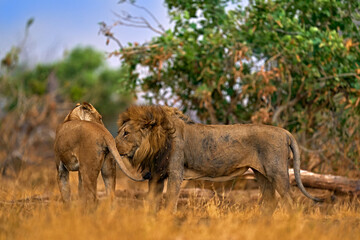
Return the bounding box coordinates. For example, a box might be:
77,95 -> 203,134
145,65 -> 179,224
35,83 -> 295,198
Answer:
55,120 -> 109,153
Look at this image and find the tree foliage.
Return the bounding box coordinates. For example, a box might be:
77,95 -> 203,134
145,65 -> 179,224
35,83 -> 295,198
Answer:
55,47 -> 133,116
0,47 -> 133,118
105,0 -> 360,175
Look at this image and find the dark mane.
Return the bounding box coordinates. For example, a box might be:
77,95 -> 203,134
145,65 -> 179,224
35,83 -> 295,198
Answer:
140,134 -> 172,180
117,105 -> 194,179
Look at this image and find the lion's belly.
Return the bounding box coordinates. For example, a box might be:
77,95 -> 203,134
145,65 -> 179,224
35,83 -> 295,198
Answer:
183,167 -> 248,182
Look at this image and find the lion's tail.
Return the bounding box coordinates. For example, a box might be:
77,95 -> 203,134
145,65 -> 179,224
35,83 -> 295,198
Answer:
287,132 -> 324,202
104,134 -> 145,182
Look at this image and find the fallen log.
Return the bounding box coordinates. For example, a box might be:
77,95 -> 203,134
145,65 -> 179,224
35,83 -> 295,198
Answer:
289,169 -> 360,196
242,169 -> 360,195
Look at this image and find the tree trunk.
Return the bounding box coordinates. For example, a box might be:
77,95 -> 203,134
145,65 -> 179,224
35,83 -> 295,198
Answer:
288,169 -> 360,195
241,169 -> 360,195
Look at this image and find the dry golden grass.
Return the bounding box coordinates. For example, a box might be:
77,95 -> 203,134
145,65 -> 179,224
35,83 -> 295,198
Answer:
1,165 -> 359,240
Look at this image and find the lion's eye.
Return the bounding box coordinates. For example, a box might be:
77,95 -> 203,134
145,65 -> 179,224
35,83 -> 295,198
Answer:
123,131 -> 129,137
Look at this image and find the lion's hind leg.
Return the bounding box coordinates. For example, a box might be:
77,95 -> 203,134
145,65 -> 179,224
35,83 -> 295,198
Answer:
252,169 -> 277,215
57,161 -> 71,203
101,154 -> 116,200
272,171 -> 294,211
79,163 -> 101,205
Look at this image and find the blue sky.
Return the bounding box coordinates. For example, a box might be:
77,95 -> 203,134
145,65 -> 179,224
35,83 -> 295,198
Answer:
0,0 -> 170,67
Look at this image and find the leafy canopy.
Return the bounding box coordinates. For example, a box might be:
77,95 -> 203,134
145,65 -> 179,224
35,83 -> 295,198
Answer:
108,0 -> 360,174
1,47 -> 133,117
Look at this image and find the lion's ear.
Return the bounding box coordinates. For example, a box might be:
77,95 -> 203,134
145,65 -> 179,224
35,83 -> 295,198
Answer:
82,102 -> 94,112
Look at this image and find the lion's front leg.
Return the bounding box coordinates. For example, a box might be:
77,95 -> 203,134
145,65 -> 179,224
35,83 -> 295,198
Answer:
147,175 -> 165,213
165,170 -> 183,213
165,141 -> 185,213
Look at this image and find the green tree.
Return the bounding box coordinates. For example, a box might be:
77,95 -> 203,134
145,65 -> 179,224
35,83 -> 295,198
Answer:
56,47 -> 133,117
105,0 -> 360,175
1,46 -> 133,118
236,0 -> 360,174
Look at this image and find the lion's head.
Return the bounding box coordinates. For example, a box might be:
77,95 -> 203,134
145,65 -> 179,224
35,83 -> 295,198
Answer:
64,102 -> 103,124
115,105 -> 191,175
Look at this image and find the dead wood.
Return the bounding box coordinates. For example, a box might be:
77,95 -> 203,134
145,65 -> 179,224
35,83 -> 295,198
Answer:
288,169 -> 360,195
241,168 -> 360,195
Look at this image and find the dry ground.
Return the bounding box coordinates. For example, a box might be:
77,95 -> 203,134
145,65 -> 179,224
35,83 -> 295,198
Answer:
0,164 -> 359,240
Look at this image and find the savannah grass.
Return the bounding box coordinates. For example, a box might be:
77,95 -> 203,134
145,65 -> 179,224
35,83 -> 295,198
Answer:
1,167 -> 359,240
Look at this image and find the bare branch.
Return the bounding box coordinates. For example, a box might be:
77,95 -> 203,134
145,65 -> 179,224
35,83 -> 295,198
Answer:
114,20 -> 148,29
119,43 -> 162,56
107,35 -> 124,49
98,22 -> 123,49
113,10 -> 164,35
265,52 -> 281,65
117,10 -> 146,24
272,80 -> 305,125
271,97 -> 298,125
113,11 -> 145,25
140,17 -> 164,35
129,2 -> 166,32
317,72 -> 358,81
275,29 -> 301,35
299,145 -> 324,153
100,1 -> 166,50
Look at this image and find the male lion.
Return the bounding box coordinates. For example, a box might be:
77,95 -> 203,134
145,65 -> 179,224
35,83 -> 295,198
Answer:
54,102 -> 145,203
115,105 -> 323,212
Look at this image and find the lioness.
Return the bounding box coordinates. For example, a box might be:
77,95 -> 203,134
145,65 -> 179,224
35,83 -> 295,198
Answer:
115,105 -> 323,212
54,102 -> 145,203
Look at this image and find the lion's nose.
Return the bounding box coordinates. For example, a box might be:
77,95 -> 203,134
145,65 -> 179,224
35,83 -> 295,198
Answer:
142,172 -> 151,180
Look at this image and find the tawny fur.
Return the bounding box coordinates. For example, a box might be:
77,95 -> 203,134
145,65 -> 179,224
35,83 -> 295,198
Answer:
116,105 -> 323,213
54,102 -> 144,204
